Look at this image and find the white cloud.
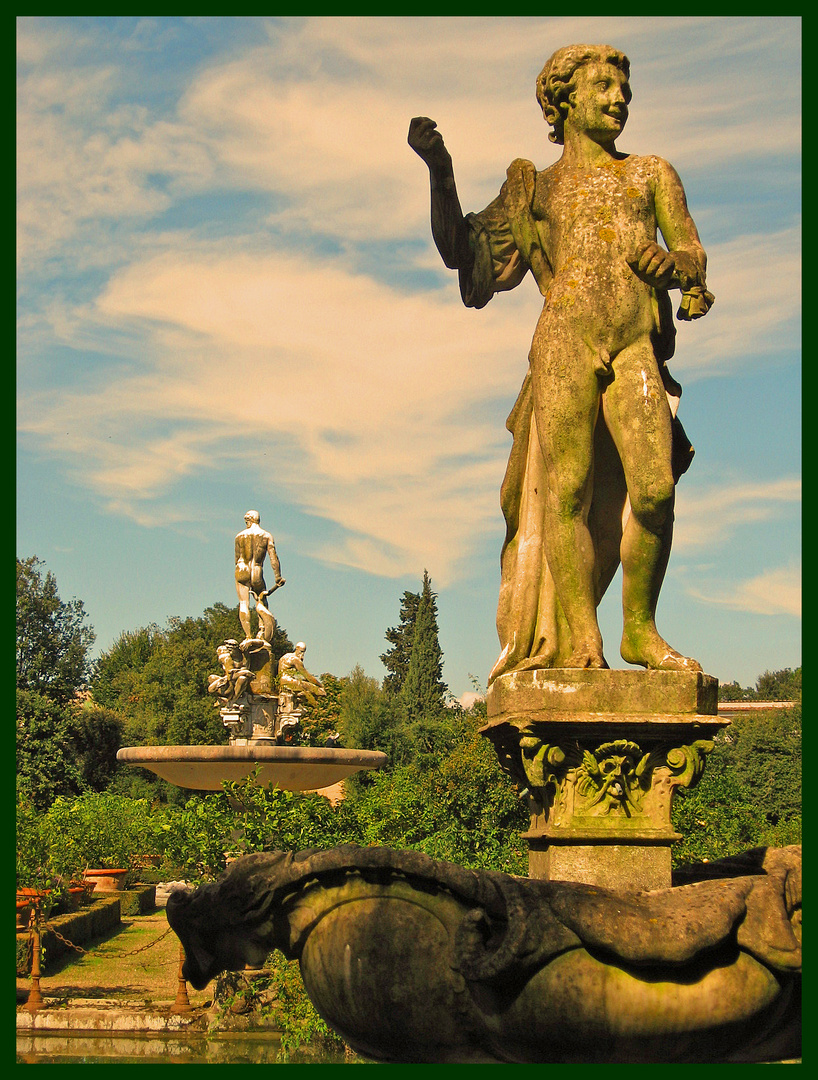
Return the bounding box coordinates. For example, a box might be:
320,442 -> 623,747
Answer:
671,229 -> 801,375
18,244 -> 536,582
16,16 -> 801,592
17,16 -> 800,270
673,477 -> 801,551
687,563 -> 801,617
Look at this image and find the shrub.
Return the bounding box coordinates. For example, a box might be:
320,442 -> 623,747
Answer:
42,792 -> 165,877
17,795 -> 60,892
157,772 -> 345,880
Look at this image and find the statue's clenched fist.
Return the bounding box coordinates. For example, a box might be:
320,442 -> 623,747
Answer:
408,116 -> 451,169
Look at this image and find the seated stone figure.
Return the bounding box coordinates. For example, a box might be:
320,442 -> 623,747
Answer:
207,640 -> 253,704
277,642 -> 327,711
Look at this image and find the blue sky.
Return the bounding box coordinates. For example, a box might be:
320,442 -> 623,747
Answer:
17,16 -> 801,703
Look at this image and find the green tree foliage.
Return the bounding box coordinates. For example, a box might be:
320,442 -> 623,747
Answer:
671,754 -> 769,867
337,708 -> 528,875
717,680 -> 753,702
338,664 -> 411,767
16,556 -> 95,703
718,705 -> 801,824
42,792 -> 166,875
17,691 -> 87,810
158,774 -> 343,879
16,795 -> 56,891
755,666 -> 801,701
718,666 -> 801,702
671,703 -> 801,865
16,557 -> 98,808
380,588 -> 420,695
299,672 -> 344,746
72,703 -> 124,792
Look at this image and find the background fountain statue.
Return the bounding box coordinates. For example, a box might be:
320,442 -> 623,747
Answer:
234,509 -> 285,645
118,512 -> 386,790
409,43 -> 714,681
212,519 -> 328,745
278,642 -> 327,718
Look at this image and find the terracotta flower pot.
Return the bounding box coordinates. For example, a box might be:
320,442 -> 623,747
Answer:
69,880 -> 96,904
16,899 -> 32,930
16,888 -> 51,928
83,869 -> 128,893
66,885 -> 89,910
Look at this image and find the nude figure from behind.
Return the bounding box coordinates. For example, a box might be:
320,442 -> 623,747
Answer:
234,510 -> 285,643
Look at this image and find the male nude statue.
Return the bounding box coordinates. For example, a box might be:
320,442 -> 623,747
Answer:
235,510 -> 285,643
278,642 -> 327,710
409,44 -> 714,679
207,639 -> 253,702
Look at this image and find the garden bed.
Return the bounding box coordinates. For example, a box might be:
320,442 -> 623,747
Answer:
17,895 -> 123,975
119,884 -> 157,917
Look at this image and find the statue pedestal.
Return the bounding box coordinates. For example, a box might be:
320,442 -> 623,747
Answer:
222,698 -> 278,742
483,669 -> 727,891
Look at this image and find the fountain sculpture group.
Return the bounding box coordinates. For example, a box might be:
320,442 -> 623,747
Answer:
129,44 -> 802,1063
116,509 -> 386,792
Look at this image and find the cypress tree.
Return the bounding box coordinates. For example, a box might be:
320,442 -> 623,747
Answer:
400,570 -> 448,722
380,588 -> 421,695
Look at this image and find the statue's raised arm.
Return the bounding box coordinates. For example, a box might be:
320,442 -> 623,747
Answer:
408,116 -> 473,272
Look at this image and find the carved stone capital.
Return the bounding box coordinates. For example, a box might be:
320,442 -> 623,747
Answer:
481,668 -> 728,890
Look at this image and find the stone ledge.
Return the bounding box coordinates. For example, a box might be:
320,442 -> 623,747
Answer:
487,667 -> 719,718
16,1006 -> 207,1032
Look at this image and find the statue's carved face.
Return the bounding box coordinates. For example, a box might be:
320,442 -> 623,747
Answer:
566,62 -> 630,142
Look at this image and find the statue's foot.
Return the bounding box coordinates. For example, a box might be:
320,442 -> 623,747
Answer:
621,630 -> 701,672
565,642 -> 609,669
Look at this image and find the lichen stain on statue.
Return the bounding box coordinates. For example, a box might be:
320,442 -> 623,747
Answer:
410,44 -> 713,680
208,510 -> 325,744
166,844 -> 801,1064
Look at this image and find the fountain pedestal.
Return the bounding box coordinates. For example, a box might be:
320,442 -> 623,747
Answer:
483,669 -> 728,891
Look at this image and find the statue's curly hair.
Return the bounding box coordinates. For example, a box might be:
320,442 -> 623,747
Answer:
536,44 -> 630,145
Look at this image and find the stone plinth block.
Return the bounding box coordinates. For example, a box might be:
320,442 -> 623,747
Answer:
487,667 -> 719,725
482,668 -> 728,891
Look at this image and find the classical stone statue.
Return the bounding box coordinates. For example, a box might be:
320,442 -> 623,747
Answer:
234,510 -> 285,643
277,642 -> 327,711
207,639 -> 254,704
409,44 -> 714,682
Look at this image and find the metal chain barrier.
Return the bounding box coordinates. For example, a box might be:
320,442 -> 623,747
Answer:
21,903 -> 188,1015
34,918 -> 175,958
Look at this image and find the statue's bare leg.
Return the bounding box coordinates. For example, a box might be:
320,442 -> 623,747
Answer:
236,582 -> 252,640
602,342 -> 701,671
532,342 -> 607,669
588,415 -> 628,605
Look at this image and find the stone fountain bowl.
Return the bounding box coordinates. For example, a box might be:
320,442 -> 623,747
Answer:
167,843 -> 801,1064
115,745 -> 387,792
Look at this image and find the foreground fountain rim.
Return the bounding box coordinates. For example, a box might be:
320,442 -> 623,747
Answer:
116,745 -> 387,791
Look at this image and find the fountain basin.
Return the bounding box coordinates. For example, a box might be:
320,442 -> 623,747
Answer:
116,745 -> 386,792
167,844 -> 801,1063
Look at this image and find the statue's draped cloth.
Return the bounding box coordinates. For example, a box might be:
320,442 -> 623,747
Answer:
460,160 -> 693,684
